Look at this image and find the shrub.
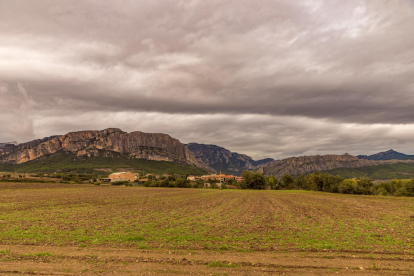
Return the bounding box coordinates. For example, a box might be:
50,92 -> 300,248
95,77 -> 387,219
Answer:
241,171 -> 266,190
338,179 -> 358,194
111,181 -> 129,186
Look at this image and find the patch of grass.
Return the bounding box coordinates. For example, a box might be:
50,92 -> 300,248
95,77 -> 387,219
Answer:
24,252 -> 53,257
207,261 -> 240,268
0,249 -> 11,255
122,235 -> 146,242
217,245 -> 230,251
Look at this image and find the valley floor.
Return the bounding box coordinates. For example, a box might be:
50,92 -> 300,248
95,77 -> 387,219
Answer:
0,184 -> 413,275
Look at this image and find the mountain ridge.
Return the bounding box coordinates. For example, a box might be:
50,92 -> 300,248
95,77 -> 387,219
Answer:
357,149 -> 414,161
258,153 -> 414,178
186,143 -> 274,174
0,128 -> 200,167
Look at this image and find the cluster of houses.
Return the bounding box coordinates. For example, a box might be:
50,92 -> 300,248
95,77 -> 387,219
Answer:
187,173 -> 244,183
98,172 -> 137,183
97,172 -> 244,185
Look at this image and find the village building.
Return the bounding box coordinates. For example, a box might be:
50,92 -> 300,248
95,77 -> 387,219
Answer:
98,172 -> 137,183
109,172 -> 136,182
199,173 -> 244,182
187,175 -> 196,181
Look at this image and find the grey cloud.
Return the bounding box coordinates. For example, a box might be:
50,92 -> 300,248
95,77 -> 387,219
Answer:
32,112 -> 414,160
0,84 -> 36,142
1,0 -> 414,157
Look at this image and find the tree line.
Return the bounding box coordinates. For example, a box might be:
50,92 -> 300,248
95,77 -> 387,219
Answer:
255,171 -> 413,197
116,170 -> 414,197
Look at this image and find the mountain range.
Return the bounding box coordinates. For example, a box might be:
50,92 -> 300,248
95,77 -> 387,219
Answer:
0,128 -> 199,170
186,143 -> 274,174
2,128 -> 414,179
357,149 -> 414,161
258,153 -> 414,178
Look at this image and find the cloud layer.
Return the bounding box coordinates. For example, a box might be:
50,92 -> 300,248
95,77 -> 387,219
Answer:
1,0 -> 414,159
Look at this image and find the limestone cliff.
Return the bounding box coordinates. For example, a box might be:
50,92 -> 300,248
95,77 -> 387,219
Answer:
0,128 -> 199,167
187,143 -> 274,173
258,153 -> 414,178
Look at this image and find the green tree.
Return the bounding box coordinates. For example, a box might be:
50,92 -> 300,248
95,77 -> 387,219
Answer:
160,178 -> 169,187
281,174 -> 294,189
357,177 -> 374,195
403,179 -> 414,196
266,176 -> 278,190
293,174 -> 306,190
338,179 -> 358,194
241,171 -> 266,190
175,178 -> 189,188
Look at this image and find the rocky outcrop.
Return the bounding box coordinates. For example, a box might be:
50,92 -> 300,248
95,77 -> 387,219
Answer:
186,143 -> 274,173
0,143 -> 17,156
0,128 -> 199,167
358,149 -> 414,160
258,153 -> 414,178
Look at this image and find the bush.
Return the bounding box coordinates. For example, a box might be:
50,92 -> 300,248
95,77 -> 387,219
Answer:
160,178 -> 169,187
377,187 -> 389,196
338,179 -> 358,194
241,171 -> 266,190
404,179 -> 414,196
175,178 -> 189,188
111,181 -> 129,186
281,174 -> 294,189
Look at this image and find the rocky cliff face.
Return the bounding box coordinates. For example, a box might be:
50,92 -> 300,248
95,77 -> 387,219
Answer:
186,143 -> 274,173
258,153 -> 414,178
357,149 -> 414,160
0,144 -> 16,156
0,141 -> 19,156
0,128 -> 199,167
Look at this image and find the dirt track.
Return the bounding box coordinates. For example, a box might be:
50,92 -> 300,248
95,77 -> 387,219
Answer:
1,245 -> 413,275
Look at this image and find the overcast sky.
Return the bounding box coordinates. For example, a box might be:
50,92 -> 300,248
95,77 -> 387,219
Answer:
1,0 -> 414,160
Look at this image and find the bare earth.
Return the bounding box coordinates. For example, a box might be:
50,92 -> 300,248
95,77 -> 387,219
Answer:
0,183 -> 413,275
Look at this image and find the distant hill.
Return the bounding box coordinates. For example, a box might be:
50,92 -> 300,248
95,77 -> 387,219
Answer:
324,163 -> 414,180
186,143 -> 274,175
357,149 -> 414,160
258,153 -> 414,179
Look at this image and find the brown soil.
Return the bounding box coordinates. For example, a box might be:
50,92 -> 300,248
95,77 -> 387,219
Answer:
1,245 -> 413,275
1,183 -> 414,275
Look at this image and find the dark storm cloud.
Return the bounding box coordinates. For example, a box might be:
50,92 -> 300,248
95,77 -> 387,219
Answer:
1,0 -> 414,158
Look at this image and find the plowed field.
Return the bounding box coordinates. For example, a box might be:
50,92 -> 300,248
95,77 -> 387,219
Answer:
0,183 -> 413,275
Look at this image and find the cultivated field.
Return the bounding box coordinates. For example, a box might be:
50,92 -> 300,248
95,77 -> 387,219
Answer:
0,183 -> 413,275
